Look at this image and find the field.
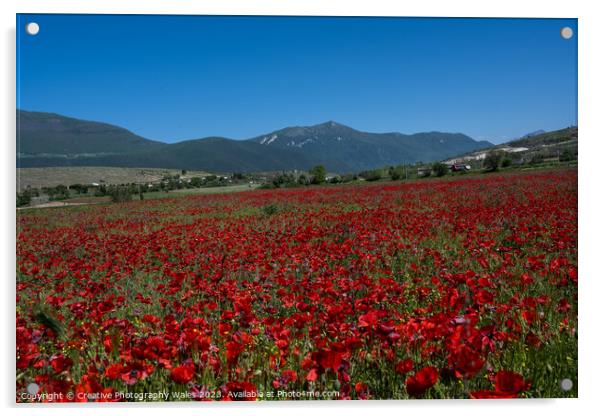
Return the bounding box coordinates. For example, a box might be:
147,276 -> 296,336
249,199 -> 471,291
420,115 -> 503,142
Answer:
17,167 -> 211,191
16,169 -> 577,401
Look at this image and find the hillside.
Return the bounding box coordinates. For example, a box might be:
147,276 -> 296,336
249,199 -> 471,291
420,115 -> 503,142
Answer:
445,127 -> 578,165
17,110 -> 494,173
17,110 -> 165,155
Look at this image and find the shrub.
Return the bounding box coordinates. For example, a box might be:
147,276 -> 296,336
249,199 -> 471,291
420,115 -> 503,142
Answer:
432,162 -> 448,177
360,170 -> 382,182
261,204 -> 279,216
16,192 -> 31,207
389,166 -> 405,180
309,165 -> 327,185
297,174 -> 310,186
529,154 -> 545,166
484,151 -> 504,171
559,149 -> 576,162
272,173 -> 297,188
108,186 -> 133,203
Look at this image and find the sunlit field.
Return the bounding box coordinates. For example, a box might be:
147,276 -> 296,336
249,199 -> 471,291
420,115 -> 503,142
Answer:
16,169 -> 577,401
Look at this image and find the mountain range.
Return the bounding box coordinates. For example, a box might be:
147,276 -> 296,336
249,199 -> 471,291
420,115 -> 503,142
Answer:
17,110 -> 493,173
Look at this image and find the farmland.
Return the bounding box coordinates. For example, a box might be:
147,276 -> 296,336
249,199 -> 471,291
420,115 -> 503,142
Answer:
16,168 -> 577,401
16,167 -> 211,191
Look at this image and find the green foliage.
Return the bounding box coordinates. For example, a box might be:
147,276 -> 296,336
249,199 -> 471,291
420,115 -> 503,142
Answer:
360,169 -> 383,182
340,173 -> 357,183
272,172 -> 298,188
389,166 -> 405,180
559,149 -> 576,162
297,174 -> 310,186
529,154 -> 545,166
432,162 -> 448,177
232,172 -> 246,180
261,204 -> 279,216
69,184 -> 88,194
189,177 -> 205,187
484,151 -> 504,171
16,192 -> 32,207
108,186 -> 134,203
33,303 -> 64,338
309,165 -> 327,184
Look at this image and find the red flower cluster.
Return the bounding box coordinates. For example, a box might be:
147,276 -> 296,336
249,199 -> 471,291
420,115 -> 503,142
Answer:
16,170 -> 577,400
470,371 -> 532,398
406,367 -> 439,397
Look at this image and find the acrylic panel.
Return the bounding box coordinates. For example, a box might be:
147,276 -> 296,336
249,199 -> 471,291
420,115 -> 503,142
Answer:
16,14 -> 578,402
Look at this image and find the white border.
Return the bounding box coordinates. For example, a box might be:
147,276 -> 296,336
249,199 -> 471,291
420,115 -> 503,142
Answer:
3,1 -> 601,415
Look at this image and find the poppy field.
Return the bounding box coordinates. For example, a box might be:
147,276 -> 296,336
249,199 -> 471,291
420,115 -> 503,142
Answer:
16,169 -> 578,401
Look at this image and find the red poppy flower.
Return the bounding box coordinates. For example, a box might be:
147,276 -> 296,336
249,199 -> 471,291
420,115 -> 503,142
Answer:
222,381 -> 257,401
406,366 -> 439,397
105,363 -> 125,380
469,390 -> 515,399
49,354 -> 73,374
313,349 -> 343,371
306,368 -> 319,382
395,358 -> 414,375
493,371 -> 531,395
171,363 -> 195,384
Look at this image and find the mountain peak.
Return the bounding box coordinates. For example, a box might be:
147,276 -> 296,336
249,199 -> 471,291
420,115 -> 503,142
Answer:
316,120 -> 341,128
17,110 -> 494,173
313,120 -> 351,130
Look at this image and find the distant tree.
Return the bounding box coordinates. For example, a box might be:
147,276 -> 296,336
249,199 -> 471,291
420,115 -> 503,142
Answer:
189,177 -> 204,187
389,166 -> 404,180
297,174 -> 309,186
272,172 -> 297,188
484,151 -> 504,171
232,172 -> 246,180
16,191 -> 31,207
309,165 -> 327,184
501,156 -> 512,168
44,185 -> 69,201
181,169 -> 187,176
340,173 -> 356,183
360,169 -> 382,182
432,162 -> 448,177
108,186 -> 133,203
559,148 -> 576,162
529,153 -> 545,166
69,184 -> 88,194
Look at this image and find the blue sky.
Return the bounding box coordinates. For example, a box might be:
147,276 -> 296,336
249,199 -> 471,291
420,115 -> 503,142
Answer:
17,15 -> 577,144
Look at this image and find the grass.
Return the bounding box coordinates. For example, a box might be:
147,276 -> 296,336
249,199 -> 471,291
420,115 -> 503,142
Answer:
17,166 -> 211,191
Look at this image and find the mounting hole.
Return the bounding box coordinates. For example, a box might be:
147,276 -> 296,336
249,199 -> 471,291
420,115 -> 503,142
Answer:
560,27 -> 573,40
26,22 -> 40,36
560,378 -> 573,391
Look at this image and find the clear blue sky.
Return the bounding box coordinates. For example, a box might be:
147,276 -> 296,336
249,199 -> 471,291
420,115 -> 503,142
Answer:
17,15 -> 577,144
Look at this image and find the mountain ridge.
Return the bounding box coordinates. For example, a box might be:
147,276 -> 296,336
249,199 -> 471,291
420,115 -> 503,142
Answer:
17,110 -> 494,173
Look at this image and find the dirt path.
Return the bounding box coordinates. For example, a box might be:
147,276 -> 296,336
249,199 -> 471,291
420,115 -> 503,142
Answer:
17,201 -> 92,210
